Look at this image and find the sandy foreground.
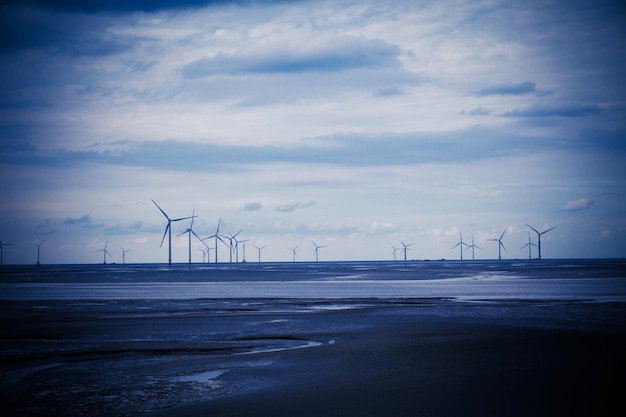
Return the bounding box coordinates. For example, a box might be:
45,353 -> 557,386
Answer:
2,297 -> 625,417
149,312 -> 625,417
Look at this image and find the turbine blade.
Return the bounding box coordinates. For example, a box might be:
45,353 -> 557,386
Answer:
541,226 -> 557,235
500,229 -> 506,239
526,223 -> 539,234
190,209 -> 195,229
192,230 -> 204,243
152,199 -> 170,220
172,215 -> 195,222
176,230 -> 187,238
160,224 -> 169,247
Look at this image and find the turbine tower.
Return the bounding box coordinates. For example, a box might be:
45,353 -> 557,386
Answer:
97,241 -> 112,264
254,245 -> 266,263
526,224 -> 556,260
312,240 -> 326,262
176,209 -> 204,264
451,231 -> 470,260
35,240 -> 45,265
400,241 -> 413,261
120,246 -> 131,264
0,240 -> 14,266
465,235 -> 481,260
488,229 -> 507,260
288,244 -> 299,262
152,199 -> 195,265
521,232 -> 538,260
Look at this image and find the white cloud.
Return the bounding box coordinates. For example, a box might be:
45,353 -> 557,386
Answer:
563,198 -> 595,211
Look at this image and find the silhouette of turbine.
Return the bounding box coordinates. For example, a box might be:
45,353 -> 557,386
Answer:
176,209 -> 204,264
204,219 -> 227,263
391,243 -> 400,261
152,199 -> 195,265
451,231 -> 470,260
97,241 -> 112,264
400,241 -> 413,261
526,224 -> 556,260
254,245 -> 266,263
521,232 -> 538,260
34,240 -> 45,265
0,240 -> 14,266
288,244 -> 299,262
120,246 -> 131,264
488,229 -> 507,260
465,235 -> 481,260
312,240 -> 326,262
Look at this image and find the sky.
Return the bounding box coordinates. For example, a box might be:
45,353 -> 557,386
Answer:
1,0 -> 625,264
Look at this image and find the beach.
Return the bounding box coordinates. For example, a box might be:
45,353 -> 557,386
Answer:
1,260 -> 625,416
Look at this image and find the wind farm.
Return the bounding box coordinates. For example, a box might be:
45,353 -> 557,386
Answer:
0,200 -> 565,265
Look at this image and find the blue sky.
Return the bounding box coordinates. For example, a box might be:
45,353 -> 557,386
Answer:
1,0 -> 625,264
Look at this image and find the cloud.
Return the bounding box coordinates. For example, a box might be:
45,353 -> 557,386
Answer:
563,198 -> 595,211
461,107 -> 490,116
63,214 -> 92,225
243,201 -> 262,211
502,104 -> 601,118
181,36 -> 402,77
475,81 -> 538,96
275,201 -> 316,213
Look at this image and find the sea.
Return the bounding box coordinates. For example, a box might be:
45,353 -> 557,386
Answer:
1,259 -> 625,416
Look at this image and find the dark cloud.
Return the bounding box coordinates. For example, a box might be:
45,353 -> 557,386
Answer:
243,202 -> 262,211
1,1 -> 276,14
275,201 -> 316,213
182,36 -> 402,77
63,214 -> 91,225
0,5 -> 138,54
502,103 -> 601,118
475,81 -> 538,96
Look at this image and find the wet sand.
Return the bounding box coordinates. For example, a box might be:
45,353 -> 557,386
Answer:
151,310 -> 626,417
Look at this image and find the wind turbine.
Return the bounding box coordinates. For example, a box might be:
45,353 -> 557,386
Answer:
288,244 -> 299,262
400,241 -> 413,261
312,240 -> 326,262
120,246 -> 131,264
521,232 -> 538,260
152,199 -> 196,265
34,240 -> 45,265
254,245 -> 266,263
230,231 -> 243,263
451,231 -> 470,260
97,241 -> 112,264
391,243 -> 400,261
176,209 -> 205,264
224,230 -> 241,263
240,240 -> 250,263
0,240 -> 14,266
465,235 -> 481,260
488,229 -> 507,260
204,219 -> 227,263
526,224 -> 556,260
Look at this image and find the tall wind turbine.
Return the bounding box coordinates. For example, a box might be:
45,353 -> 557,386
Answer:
97,241 -> 112,264
204,219 -> 227,263
152,199 -> 196,265
0,240 -> 14,266
526,224 -> 556,260
34,240 -> 45,265
521,232 -> 538,260
288,244 -> 299,262
400,241 -> 413,261
391,243 -> 400,261
451,231 -> 470,260
120,246 -> 131,264
176,209 -> 205,264
465,235 -> 481,260
240,240 -> 250,263
254,245 -> 266,263
312,240 -> 326,262
488,229 -> 507,260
